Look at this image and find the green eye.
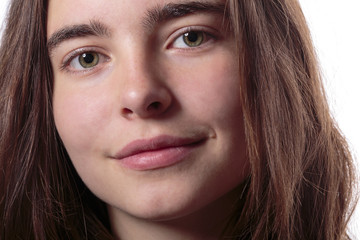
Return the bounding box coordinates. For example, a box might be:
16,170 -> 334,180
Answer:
78,52 -> 99,68
183,31 -> 204,47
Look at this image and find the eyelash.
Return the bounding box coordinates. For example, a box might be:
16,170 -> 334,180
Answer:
60,47 -> 109,73
167,26 -> 218,51
60,26 -> 219,74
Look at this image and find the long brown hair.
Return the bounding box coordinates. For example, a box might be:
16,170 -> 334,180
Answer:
0,0 -> 355,239
224,1 -> 356,239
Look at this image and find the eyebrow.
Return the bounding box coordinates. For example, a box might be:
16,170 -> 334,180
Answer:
143,1 -> 226,31
47,20 -> 111,54
47,1 -> 226,54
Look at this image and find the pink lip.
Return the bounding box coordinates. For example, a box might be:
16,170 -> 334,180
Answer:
112,135 -> 206,171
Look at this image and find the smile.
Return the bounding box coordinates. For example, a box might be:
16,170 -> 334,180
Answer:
112,135 -> 207,171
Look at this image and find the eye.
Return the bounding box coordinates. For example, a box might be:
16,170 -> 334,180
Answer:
61,48 -> 110,74
70,52 -> 100,70
173,31 -> 206,48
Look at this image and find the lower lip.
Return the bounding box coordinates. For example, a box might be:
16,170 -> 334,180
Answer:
117,143 -> 200,171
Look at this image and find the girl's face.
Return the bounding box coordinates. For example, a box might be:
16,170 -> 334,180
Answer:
48,0 -> 249,221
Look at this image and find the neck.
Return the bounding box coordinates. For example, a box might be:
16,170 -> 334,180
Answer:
107,187 -> 242,240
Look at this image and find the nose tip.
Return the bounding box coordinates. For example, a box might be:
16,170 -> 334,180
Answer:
120,87 -> 172,119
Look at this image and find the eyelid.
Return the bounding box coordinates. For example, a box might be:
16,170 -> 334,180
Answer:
60,46 -> 110,73
165,26 -> 220,50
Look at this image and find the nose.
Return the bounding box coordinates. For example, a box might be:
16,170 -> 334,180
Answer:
118,59 -> 172,119
120,84 -> 172,119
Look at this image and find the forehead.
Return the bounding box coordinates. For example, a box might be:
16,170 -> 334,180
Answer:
47,0 -> 226,37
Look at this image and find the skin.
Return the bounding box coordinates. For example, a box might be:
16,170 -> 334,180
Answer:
48,0 -> 249,239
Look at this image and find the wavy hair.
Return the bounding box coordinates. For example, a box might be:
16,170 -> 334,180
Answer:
0,0 -> 355,239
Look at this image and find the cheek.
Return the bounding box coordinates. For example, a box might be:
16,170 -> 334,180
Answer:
170,50 -> 241,122
53,85 -> 112,155
167,49 -> 246,166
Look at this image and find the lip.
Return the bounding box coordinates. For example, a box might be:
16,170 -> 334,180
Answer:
112,135 -> 206,171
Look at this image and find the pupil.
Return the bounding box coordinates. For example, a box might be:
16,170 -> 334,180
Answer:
186,32 -> 198,42
82,53 -> 94,64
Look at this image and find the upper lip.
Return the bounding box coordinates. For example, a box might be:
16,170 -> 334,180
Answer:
113,134 -> 206,160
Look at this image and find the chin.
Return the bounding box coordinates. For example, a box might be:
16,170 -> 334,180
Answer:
127,194 -> 202,221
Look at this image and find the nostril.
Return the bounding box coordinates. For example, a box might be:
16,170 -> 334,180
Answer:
147,101 -> 161,111
122,108 -> 133,115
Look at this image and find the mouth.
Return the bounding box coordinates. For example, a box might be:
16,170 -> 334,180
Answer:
112,134 -> 207,171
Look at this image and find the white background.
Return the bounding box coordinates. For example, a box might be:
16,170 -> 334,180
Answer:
0,0 -> 359,238
299,1 -> 360,238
